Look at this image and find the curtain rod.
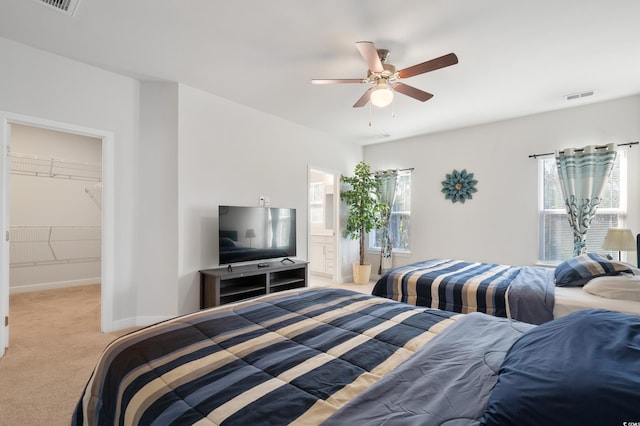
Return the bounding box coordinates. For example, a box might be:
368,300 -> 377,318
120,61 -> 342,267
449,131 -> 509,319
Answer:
374,167 -> 414,173
528,141 -> 638,159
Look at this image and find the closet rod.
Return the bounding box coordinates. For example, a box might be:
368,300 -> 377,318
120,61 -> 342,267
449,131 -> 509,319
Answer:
528,141 -> 638,159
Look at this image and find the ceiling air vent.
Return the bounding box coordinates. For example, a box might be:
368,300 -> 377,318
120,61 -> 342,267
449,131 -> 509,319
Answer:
565,90 -> 595,101
34,0 -> 81,16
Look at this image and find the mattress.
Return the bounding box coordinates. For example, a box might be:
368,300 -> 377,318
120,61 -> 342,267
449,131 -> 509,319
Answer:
554,285 -> 640,317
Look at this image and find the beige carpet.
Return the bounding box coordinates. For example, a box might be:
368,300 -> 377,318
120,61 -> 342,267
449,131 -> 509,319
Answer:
308,273 -> 375,293
0,285 -> 135,426
0,279 -> 373,425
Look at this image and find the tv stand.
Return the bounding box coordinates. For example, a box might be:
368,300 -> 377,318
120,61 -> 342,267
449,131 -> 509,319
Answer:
199,260 -> 308,308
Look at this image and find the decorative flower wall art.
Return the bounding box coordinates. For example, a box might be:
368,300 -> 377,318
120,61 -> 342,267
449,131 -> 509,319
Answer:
441,169 -> 478,203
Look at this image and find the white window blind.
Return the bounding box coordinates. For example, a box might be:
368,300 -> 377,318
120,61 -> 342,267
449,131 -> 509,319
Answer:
370,170 -> 411,252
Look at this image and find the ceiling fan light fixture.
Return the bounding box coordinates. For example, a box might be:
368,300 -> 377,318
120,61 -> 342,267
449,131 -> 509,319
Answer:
370,84 -> 394,108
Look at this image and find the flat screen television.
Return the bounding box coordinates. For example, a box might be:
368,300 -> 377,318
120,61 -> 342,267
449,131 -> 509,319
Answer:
218,205 -> 296,265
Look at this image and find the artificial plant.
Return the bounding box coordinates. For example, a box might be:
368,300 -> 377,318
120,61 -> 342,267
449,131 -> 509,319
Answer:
341,161 -> 386,266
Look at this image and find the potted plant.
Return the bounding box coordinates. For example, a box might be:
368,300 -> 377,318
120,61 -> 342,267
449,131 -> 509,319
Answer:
341,161 -> 386,284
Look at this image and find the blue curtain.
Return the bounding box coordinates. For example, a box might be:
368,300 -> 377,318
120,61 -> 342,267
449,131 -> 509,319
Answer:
556,144 -> 617,256
375,169 -> 398,274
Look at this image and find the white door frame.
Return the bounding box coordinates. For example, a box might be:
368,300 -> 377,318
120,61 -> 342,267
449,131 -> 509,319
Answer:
0,112 -> 114,357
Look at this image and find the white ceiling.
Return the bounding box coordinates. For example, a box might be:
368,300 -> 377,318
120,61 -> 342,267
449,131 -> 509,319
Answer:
2,0 -> 640,145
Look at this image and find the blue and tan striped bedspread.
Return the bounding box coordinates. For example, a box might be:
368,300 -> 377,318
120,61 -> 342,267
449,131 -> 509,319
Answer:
372,259 -> 555,324
72,288 -> 459,425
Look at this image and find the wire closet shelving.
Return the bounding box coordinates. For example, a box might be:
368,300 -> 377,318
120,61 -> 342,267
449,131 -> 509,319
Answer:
9,226 -> 101,268
9,152 -> 103,267
9,152 -> 102,182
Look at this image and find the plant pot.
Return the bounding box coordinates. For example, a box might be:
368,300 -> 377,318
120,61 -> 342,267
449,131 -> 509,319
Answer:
353,263 -> 372,285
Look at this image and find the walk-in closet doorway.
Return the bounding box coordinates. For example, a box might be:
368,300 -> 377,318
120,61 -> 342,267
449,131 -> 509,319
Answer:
0,113 -> 115,356
9,124 -> 102,294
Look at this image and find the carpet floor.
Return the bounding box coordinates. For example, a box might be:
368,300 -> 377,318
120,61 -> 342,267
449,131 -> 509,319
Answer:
0,284 -> 134,425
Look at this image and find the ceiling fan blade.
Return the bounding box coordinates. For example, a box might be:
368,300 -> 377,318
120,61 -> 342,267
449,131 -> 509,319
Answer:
353,88 -> 373,108
397,53 -> 459,79
392,83 -> 434,102
311,78 -> 364,84
356,41 -> 384,73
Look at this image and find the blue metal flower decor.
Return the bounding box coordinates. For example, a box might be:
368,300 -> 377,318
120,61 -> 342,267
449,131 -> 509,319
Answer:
441,169 -> 478,203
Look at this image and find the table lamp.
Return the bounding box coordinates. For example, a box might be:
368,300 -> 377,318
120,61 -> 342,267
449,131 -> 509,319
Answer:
602,228 -> 636,261
245,228 -> 256,247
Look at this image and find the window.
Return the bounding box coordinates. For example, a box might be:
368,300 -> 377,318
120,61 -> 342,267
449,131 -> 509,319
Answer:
538,151 -> 626,263
370,170 -> 411,251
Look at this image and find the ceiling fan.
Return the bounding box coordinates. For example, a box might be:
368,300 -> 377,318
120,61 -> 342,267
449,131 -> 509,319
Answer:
312,41 -> 458,108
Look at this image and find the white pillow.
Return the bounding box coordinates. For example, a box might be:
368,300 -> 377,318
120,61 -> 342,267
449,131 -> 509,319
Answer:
583,274 -> 640,301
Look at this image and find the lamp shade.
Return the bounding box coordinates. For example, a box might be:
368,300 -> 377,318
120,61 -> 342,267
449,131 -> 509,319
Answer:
245,228 -> 256,239
602,228 -> 636,251
370,84 -> 393,108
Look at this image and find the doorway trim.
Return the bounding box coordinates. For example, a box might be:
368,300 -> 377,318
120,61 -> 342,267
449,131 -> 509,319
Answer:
0,111 -> 114,357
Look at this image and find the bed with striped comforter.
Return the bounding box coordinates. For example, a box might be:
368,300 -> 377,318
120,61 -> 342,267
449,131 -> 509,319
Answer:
372,259 -> 555,324
72,288 -> 460,425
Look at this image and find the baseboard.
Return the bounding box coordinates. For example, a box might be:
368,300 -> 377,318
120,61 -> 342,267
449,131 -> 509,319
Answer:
106,317 -> 139,333
9,277 -> 101,294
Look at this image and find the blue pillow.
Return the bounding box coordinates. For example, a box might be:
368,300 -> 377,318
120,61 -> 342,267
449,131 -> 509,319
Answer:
554,252 -> 633,286
481,309 -> 640,426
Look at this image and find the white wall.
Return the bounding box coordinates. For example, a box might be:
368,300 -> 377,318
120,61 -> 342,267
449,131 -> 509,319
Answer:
0,38 -> 366,334
0,37 -> 139,329
364,95 -> 640,270
0,37 -> 365,331
136,82 -> 180,321
176,84 -> 361,313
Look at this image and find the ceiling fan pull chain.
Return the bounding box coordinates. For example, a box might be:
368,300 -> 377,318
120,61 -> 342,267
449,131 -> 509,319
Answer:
369,103 -> 373,127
